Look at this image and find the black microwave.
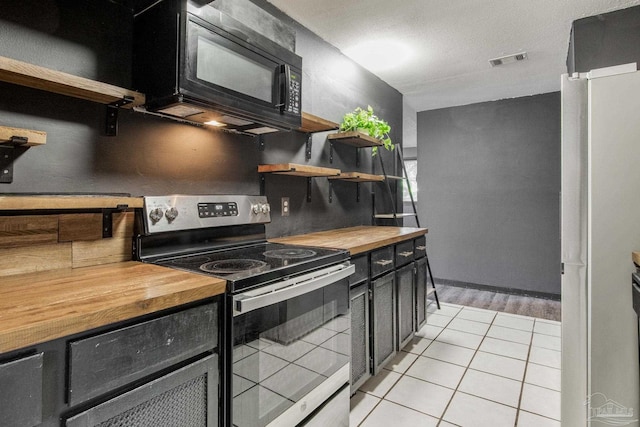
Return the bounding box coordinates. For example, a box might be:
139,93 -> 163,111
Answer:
133,0 -> 302,134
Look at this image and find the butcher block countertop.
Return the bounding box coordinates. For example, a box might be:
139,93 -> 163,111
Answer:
270,226 -> 428,255
633,252 -> 640,266
0,261 -> 225,354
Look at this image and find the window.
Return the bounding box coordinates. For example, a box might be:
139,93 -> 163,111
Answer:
403,159 -> 418,202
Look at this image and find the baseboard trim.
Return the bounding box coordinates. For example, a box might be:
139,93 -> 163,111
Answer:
435,278 -> 561,301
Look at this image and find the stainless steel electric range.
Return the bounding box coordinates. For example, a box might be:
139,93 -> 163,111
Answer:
135,195 -> 353,427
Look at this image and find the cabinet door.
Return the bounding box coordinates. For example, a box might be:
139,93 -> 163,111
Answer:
415,258 -> 427,330
350,281 -> 370,394
0,352 -> 43,427
66,354 -> 218,427
396,264 -> 415,350
371,272 -> 396,374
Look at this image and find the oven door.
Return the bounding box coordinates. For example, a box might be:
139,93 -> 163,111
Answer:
231,263 -> 354,427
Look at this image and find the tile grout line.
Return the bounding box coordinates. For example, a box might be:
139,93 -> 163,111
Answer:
434,307 -> 498,426
356,307 -> 454,426
514,318 -> 536,426
356,304 -> 557,426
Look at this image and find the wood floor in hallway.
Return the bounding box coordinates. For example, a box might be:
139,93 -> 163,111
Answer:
433,284 -> 561,321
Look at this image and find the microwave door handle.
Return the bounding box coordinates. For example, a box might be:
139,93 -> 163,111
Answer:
233,263 -> 354,315
275,64 -> 290,112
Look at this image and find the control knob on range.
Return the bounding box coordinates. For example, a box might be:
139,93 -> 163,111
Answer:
149,208 -> 164,224
165,207 -> 179,223
251,203 -> 270,215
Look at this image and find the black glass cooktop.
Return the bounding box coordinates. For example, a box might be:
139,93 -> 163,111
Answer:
153,242 -> 348,293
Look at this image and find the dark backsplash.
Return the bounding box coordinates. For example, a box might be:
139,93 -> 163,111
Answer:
0,0 -> 403,238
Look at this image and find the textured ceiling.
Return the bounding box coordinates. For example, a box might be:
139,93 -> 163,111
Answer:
267,0 -> 640,111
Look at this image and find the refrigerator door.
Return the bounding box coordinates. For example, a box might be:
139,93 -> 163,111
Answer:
587,69 -> 640,422
562,68 -> 640,426
560,73 -> 589,426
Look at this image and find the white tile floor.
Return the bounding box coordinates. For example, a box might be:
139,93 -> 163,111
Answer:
350,302 -> 561,427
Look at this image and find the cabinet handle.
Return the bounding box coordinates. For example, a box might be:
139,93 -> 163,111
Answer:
374,259 -> 393,266
415,245 -> 426,251
399,251 -> 413,258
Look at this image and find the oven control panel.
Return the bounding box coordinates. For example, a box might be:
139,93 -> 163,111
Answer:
143,195 -> 270,233
198,202 -> 238,218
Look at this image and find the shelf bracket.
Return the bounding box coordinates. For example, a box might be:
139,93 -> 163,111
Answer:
0,136 -> 29,184
105,96 -> 134,137
305,134 -> 312,161
356,147 -> 361,167
307,177 -> 312,203
257,135 -> 266,151
329,142 -> 334,164
101,204 -> 129,238
357,182 -> 361,202
260,174 -> 266,196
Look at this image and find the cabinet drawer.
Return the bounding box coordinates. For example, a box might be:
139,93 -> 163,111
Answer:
395,240 -> 415,267
414,236 -> 426,258
350,254 -> 369,284
370,246 -> 394,277
0,353 -> 43,427
69,302 -> 218,406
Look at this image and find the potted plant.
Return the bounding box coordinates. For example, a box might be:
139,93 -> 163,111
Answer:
339,105 -> 394,156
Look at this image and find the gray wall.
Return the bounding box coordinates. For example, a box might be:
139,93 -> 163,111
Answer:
0,0 -> 402,238
417,92 -> 561,295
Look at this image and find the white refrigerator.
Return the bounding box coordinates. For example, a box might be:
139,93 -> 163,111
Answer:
562,66 -> 640,426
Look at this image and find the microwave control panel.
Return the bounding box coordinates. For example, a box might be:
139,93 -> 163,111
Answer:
287,70 -> 301,115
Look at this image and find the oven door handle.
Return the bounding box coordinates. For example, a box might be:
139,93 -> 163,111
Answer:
233,263 -> 355,315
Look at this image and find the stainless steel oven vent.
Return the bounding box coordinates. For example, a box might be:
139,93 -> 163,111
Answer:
489,52 -> 528,67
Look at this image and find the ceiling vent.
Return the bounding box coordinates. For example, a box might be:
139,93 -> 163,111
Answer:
489,52 -> 528,67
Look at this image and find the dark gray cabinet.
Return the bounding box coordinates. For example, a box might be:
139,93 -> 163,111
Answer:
349,280 -> 370,394
347,235 -> 428,392
415,257 -> 428,330
396,263 -> 415,350
371,272 -> 396,374
0,352 -> 44,427
0,299 -> 220,427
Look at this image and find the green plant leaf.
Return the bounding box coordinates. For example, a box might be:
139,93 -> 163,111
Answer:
339,105 -> 394,156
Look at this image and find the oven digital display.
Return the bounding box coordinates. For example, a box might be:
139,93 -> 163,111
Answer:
198,202 -> 238,217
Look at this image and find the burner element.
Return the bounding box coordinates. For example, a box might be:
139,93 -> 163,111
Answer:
263,248 -> 317,259
200,259 -> 268,275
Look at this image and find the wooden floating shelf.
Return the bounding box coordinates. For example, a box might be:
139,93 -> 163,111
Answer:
384,175 -> 406,181
0,195 -> 144,210
0,55 -> 145,107
0,126 -> 46,147
329,172 -> 385,183
328,131 -> 383,148
258,163 -> 341,177
374,213 -> 418,219
299,112 -> 339,133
